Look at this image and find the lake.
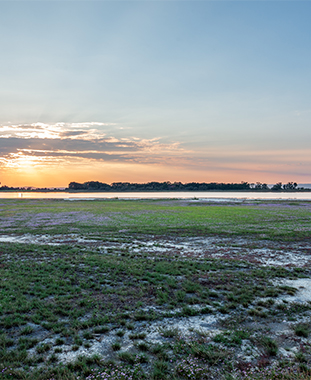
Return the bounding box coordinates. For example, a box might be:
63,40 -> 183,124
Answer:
1,191 -> 311,200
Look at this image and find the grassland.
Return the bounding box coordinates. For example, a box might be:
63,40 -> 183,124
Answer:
0,198 -> 311,379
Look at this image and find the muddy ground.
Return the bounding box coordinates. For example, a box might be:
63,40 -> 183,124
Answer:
1,232 -> 311,379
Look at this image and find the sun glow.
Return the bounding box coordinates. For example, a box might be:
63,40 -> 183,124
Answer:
3,152 -> 49,169
0,122 -> 310,188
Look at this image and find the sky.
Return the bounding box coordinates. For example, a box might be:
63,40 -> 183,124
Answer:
0,1 -> 310,188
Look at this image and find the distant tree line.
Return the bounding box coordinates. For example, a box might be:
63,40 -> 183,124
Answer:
0,186 -> 61,192
67,181 -> 306,192
0,181 -> 307,192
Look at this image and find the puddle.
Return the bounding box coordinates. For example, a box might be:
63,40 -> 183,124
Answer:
189,198 -> 244,203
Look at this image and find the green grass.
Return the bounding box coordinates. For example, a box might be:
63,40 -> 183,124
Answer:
0,198 -> 311,239
294,323 -> 310,338
259,336 -> 278,356
0,199 -> 311,379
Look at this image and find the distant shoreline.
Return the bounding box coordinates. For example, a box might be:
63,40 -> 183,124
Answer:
1,181 -> 311,193
0,189 -> 311,193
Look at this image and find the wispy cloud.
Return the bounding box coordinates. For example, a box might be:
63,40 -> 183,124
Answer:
0,122 -> 114,140
0,122 -> 186,169
1,122 -> 310,186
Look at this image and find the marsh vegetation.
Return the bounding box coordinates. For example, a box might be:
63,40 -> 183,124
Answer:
0,199 -> 311,379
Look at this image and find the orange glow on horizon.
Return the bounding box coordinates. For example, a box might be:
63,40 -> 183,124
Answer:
0,160 -> 309,188
0,124 -> 310,187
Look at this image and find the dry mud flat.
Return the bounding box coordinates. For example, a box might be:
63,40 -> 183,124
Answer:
1,231 -> 311,379
2,232 -> 311,267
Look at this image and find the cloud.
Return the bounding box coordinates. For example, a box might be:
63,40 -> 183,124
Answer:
59,130 -> 89,137
0,122 -> 116,140
0,122 -> 185,169
0,136 -> 164,155
1,122 -> 310,185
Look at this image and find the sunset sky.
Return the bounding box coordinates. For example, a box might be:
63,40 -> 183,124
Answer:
1,1 -> 310,188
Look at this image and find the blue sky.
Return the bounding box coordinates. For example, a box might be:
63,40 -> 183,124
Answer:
0,1 -> 310,187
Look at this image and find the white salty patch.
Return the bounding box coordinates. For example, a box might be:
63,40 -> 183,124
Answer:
278,347 -> 296,358
276,278 -> 311,303
238,340 -> 261,362
0,234 -> 97,245
144,314 -> 219,344
38,314 -> 220,364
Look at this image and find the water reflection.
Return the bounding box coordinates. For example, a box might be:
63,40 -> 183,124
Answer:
0,191 -> 311,200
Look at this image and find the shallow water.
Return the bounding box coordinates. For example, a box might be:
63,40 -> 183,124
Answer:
0,191 -> 311,200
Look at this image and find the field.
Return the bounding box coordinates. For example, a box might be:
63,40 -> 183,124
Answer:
1,198 -> 311,379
